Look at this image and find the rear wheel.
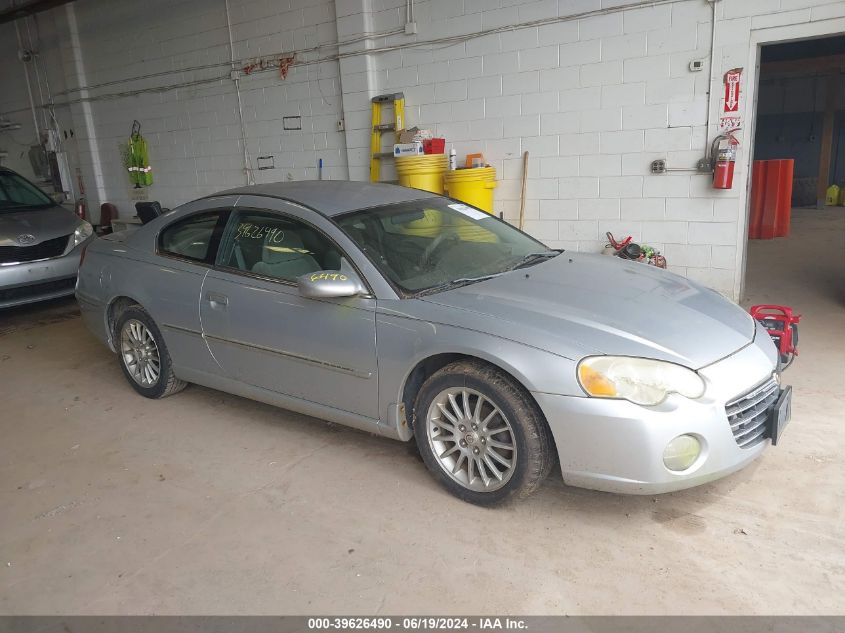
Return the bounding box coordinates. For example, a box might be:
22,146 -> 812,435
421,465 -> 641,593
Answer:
413,360 -> 553,506
115,306 -> 186,399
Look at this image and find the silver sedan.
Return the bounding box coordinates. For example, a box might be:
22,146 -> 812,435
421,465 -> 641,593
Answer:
0,167 -> 94,309
76,181 -> 790,505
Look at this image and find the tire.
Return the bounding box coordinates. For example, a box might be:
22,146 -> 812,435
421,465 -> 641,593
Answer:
114,306 -> 187,399
413,359 -> 554,506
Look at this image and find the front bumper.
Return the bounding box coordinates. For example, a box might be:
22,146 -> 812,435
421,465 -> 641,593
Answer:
0,239 -> 91,309
535,338 -> 781,494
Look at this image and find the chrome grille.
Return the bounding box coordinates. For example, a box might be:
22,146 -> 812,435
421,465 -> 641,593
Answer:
726,376 -> 779,449
0,234 -> 70,264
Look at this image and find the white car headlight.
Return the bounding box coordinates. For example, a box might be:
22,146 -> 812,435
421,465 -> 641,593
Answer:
68,220 -> 93,250
577,356 -> 705,406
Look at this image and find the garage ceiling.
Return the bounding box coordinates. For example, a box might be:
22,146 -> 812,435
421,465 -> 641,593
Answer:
0,0 -> 76,25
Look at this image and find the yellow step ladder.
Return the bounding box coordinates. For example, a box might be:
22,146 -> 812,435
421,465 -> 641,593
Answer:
370,92 -> 405,182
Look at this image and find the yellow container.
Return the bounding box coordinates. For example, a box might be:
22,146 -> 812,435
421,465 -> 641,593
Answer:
402,209 -> 444,238
395,154 -> 449,194
401,208 -> 497,242
825,184 -> 840,206
443,167 -> 497,213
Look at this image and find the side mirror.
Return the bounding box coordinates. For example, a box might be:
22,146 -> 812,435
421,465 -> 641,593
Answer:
298,270 -> 365,299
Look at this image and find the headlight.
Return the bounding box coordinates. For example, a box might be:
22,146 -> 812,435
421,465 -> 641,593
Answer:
577,356 -> 705,406
69,221 -> 93,250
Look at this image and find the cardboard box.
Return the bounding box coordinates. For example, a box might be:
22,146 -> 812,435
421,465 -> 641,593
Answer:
397,127 -> 420,144
394,142 -> 424,157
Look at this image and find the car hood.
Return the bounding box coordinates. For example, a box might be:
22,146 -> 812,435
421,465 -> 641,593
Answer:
0,205 -> 80,246
420,252 -> 755,369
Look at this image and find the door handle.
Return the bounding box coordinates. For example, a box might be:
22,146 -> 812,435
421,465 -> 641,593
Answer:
206,292 -> 228,309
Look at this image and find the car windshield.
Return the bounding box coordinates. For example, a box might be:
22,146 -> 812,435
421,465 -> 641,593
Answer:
0,171 -> 54,211
335,197 -> 558,295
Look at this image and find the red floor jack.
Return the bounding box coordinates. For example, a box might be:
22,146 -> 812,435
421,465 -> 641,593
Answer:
750,305 -> 801,369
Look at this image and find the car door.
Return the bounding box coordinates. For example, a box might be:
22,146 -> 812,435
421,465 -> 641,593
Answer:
150,201 -> 232,378
199,199 -> 379,419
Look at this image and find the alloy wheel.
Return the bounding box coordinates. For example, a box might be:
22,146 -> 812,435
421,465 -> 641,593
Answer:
120,319 -> 161,387
425,387 -> 517,492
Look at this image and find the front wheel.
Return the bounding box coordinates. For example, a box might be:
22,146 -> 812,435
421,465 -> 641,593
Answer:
115,306 -> 186,399
413,360 -> 554,506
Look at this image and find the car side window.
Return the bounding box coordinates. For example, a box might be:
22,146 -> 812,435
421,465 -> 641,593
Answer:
217,211 -> 342,283
158,212 -> 223,263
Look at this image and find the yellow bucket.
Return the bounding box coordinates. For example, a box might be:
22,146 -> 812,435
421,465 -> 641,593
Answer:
395,154 -> 449,194
402,209 -> 444,238
443,167 -> 497,213
400,208 -> 497,242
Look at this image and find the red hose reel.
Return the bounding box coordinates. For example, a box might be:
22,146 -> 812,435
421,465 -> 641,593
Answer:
750,305 -> 800,369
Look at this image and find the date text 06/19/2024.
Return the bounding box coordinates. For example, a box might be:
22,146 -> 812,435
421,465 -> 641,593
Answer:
307,617 -> 528,630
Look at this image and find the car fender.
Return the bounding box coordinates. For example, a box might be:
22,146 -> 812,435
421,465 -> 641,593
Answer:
376,309 -> 580,440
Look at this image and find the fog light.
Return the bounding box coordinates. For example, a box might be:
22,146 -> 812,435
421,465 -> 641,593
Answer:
663,435 -> 701,472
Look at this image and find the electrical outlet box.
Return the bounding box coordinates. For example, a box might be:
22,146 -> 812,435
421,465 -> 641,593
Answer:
283,116 -> 302,131
689,59 -> 705,72
650,159 -> 667,174
697,157 -> 713,173
405,22 -> 417,35
337,119 -> 345,132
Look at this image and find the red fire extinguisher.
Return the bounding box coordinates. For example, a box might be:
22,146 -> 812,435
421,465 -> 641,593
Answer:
74,196 -> 87,220
711,128 -> 740,190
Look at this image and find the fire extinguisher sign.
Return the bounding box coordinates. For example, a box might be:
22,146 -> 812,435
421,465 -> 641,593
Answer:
723,69 -> 741,112
719,67 -> 743,131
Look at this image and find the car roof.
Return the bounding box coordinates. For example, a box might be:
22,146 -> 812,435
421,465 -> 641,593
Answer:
210,180 -> 439,217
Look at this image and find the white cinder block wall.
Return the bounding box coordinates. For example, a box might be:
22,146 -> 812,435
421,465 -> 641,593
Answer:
1,0 -> 845,299
72,0 -> 347,204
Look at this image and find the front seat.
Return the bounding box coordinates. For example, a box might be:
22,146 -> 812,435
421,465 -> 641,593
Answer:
251,229 -> 320,280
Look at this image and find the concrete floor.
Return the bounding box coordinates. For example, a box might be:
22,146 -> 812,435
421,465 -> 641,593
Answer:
1,208 -> 843,615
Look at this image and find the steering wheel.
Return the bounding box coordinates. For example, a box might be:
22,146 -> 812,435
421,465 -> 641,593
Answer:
421,231 -> 459,269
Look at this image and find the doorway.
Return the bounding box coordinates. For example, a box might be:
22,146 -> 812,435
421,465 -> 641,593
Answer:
744,34 -> 845,377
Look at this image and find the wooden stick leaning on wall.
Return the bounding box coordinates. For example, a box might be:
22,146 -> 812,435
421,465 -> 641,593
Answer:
817,75 -> 837,209
519,151 -> 529,230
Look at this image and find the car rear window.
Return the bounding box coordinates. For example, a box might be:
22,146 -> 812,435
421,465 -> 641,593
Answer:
158,212 -> 222,262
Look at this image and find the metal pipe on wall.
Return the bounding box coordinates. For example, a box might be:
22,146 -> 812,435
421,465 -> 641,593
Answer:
23,17 -> 50,131
224,0 -> 254,186
704,0 -> 720,160
14,20 -> 41,143
36,0 -> 681,109
31,12 -> 76,202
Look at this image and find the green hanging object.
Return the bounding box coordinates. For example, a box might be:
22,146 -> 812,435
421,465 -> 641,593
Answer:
127,120 -> 152,187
